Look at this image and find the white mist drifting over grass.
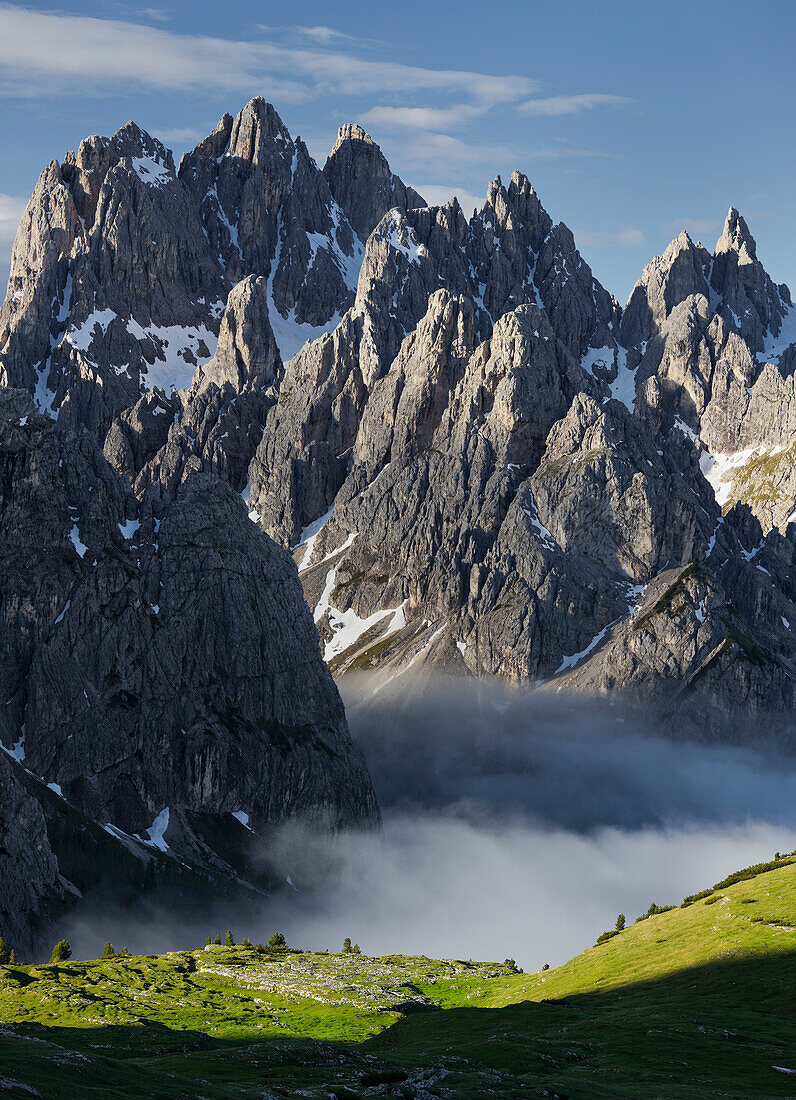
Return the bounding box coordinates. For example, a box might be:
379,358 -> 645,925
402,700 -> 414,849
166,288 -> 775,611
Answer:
63,679 -> 796,966
259,817 -> 796,969
263,677 -> 796,968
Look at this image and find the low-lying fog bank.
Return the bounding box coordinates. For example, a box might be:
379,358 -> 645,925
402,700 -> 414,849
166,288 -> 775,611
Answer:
62,679 -> 796,967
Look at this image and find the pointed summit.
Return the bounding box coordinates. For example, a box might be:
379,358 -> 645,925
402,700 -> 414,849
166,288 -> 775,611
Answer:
330,123 -> 374,153
715,206 -> 757,262
620,230 -> 711,346
710,208 -> 788,351
226,97 -> 292,165
323,121 -> 425,241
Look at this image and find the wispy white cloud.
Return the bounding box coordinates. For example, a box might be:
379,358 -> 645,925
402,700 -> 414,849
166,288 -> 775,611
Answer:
575,225 -> 645,247
293,25 -> 355,45
359,104 -> 487,132
0,4 -> 537,109
391,131 -> 613,175
413,183 -> 487,216
661,217 -> 723,242
137,7 -> 171,22
152,126 -> 202,145
520,93 -> 632,117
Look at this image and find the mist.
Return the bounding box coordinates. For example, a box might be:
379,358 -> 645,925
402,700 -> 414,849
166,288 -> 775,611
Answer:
61,678 -> 796,968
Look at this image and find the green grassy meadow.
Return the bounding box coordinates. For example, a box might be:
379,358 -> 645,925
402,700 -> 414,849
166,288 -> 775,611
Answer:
0,858 -> 794,1098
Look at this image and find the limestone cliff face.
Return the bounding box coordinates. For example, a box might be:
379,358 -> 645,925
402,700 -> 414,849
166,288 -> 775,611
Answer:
0,99 -> 365,438
3,98 -> 796,740
323,123 -> 426,242
0,385 -> 379,949
0,753 -> 62,958
0,388 -> 377,834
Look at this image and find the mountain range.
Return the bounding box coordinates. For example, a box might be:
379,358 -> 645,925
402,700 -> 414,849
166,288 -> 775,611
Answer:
1,95 -> 796,951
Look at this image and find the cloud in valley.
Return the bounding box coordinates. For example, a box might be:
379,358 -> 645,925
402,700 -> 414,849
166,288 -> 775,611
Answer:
60,680 -> 796,971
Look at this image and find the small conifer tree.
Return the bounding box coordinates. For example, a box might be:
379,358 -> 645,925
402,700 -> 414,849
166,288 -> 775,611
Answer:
268,931 -> 287,948
8,949 -> 17,965
615,913 -> 626,932
343,937 -> 352,953
224,930 -> 235,947
0,937 -> 10,966
102,941 -> 114,958
50,939 -> 72,963
213,934 -> 221,945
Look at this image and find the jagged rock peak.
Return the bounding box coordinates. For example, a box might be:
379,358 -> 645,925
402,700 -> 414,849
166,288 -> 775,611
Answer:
483,170 -> 548,230
66,120 -> 173,169
182,112 -> 234,163
510,169 -> 534,195
331,122 -> 374,152
715,206 -> 757,261
620,229 -> 711,346
323,118 -> 425,241
226,97 -> 294,163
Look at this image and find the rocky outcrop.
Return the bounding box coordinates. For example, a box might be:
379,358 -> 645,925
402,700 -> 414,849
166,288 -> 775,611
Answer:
246,170 -> 621,547
0,124 -> 225,433
0,754 -> 63,957
323,123 -> 426,241
548,546 -> 796,744
3,96 -> 796,744
625,210 -> 796,535
105,274 -> 282,498
0,98 -> 372,441
0,386 -> 379,946
0,388 -> 377,833
179,98 -> 364,347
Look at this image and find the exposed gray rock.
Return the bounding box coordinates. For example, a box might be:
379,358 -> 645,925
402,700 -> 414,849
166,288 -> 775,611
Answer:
0,98 -> 374,439
4,97 -> 796,747
546,552 -> 796,745
179,97 -> 364,349
112,274 -> 283,499
323,123 -> 426,241
247,171 -> 621,547
0,123 -> 226,433
0,753 -> 63,958
0,388 -> 378,930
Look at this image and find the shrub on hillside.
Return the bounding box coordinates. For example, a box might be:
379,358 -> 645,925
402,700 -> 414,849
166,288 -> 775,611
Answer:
595,929 -> 619,946
50,939 -> 72,963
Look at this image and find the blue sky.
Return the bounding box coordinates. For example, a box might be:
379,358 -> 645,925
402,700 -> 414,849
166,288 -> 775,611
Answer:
0,0 -> 793,304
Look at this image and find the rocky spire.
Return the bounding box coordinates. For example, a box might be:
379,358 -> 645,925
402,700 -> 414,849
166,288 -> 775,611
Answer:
621,229 -> 712,346
715,206 -> 757,261
323,121 -> 426,241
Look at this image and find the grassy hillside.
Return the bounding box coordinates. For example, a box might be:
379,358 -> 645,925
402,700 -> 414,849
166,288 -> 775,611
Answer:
0,859 -> 794,1098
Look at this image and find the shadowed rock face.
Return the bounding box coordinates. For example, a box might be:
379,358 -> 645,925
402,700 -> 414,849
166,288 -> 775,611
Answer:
0,387 -> 378,841
323,123 -> 426,241
0,753 -> 62,957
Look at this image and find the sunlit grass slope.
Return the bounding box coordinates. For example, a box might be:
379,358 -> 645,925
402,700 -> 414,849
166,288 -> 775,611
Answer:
0,858 -> 793,1098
